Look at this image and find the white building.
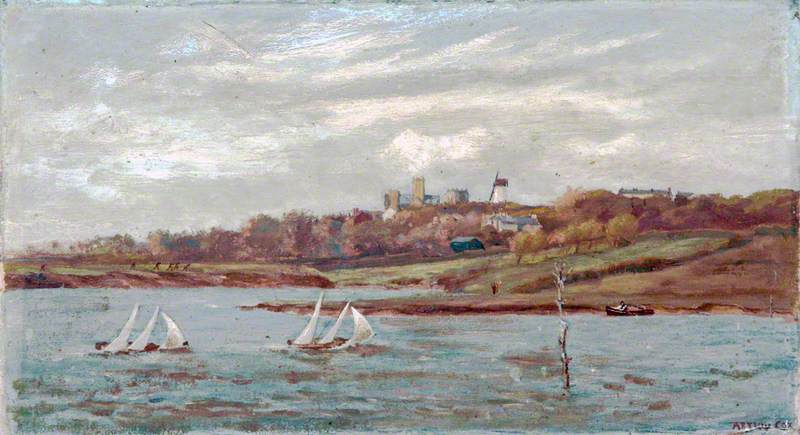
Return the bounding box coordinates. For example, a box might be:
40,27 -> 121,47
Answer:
482,213 -> 541,233
618,187 -> 672,199
382,207 -> 397,221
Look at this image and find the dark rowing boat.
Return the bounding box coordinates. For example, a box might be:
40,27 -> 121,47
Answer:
605,305 -> 655,316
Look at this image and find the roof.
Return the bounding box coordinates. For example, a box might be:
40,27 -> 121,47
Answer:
676,191 -> 694,197
504,216 -> 538,225
488,214 -> 540,226
494,178 -> 509,187
618,188 -> 671,195
451,236 -> 481,243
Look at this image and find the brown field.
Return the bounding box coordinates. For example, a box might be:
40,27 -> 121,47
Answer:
567,233 -> 797,312
245,233 -> 797,316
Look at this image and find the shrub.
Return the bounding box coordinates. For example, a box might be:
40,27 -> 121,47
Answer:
606,214 -> 639,247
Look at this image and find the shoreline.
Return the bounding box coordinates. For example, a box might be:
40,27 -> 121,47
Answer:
3,270 -> 335,290
239,296 -> 795,319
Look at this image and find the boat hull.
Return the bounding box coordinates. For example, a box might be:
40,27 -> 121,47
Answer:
605,306 -> 655,316
159,346 -> 191,353
293,337 -> 348,351
94,341 -> 190,355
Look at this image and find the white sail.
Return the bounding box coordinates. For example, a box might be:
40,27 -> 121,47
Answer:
293,292 -> 324,345
103,304 -> 140,353
160,312 -> 187,349
319,301 -> 350,344
128,306 -> 160,351
343,306 -> 374,347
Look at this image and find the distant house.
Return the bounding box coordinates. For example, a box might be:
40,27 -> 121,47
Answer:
350,208 -> 373,225
618,187 -> 672,199
442,189 -> 469,205
382,207 -> 397,221
482,213 -> 541,233
674,191 -> 693,206
450,236 -> 485,253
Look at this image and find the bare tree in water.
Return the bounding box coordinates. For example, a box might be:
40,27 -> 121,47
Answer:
553,262 -> 571,393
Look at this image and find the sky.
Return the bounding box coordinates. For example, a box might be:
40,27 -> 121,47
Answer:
1,1 -> 798,252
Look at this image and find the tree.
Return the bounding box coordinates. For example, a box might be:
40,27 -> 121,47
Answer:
554,187 -> 585,214
242,214 -> 282,259
279,211 -> 317,258
561,223 -> 583,254
147,230 -> 173,257
606,213 -> 639,247
511,230 -> 547,264
577,219 -> 604,250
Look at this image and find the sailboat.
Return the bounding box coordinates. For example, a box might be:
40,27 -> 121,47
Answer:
159,312 -> 191,352
288,292 -> 374,351
95,304 -> 140,353
95,305 -> 190,354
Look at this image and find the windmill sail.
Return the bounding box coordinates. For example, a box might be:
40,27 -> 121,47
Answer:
103,304 -> 140,353
343,306 -> 374,347
128,306 -> 159,351
293,292 -> 324,345
319,301 -> 350,344
160,312 -> 187,349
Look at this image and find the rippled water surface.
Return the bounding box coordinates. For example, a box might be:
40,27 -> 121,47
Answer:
2,288 -> 797,433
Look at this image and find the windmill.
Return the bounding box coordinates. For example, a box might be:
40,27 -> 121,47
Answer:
489,171 -> 508,204
488,171 -> 500,202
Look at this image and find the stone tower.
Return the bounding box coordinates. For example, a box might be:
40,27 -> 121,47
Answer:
411,176 -> 425,207
384,190 -> 400,210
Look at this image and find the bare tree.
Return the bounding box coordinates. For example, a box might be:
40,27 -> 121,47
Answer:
553,262 -> 571,393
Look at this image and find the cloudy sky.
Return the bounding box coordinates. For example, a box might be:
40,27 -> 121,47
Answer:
2,1 -> 798,252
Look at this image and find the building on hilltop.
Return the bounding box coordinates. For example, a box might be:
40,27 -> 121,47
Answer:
382,176 -> 447,218
618,187 -> 672,200
489,172 -> 509,204
674,191 -> 694,206
384,190 -> 401,210
442,189 -> 470,205
482,213 -> 541,233
412,176 -> 426,207
349,208 -> 373,225
408,177 -> 439,208
384,190 -> 417,210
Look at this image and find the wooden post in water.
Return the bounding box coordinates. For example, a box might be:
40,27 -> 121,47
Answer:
769,295 -> 773,318
552,262 -> 571,393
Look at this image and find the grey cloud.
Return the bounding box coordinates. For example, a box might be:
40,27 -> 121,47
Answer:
2,1 -> 796,251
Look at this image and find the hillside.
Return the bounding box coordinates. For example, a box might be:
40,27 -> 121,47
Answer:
250,230 -> 797,316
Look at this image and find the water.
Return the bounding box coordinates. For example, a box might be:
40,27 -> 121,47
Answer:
2,287 -> 797,433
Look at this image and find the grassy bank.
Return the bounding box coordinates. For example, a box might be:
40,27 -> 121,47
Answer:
322,231 -> 738,292
3,262 -> 334,290
244,233 -> 796,316
306,230 -> 795,315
